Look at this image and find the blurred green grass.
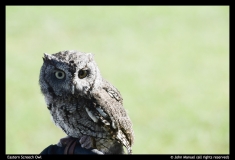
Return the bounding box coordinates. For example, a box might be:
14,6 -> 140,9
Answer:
6,6 -> 229,154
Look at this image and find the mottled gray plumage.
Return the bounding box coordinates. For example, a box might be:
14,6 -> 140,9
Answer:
39,50 -> 134,154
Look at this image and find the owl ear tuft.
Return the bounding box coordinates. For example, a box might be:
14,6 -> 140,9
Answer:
43,53 -> 54,62
42,53 -> 53,62
87,53 -> 94,61
43,53 -> 47,61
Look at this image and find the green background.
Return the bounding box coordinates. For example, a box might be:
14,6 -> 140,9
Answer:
6,6 -> 229,154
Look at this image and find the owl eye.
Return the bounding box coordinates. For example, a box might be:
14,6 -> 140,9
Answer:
55,71 -> 65,79
78,69 -> 88,79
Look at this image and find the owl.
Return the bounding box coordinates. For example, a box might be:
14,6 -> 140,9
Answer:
39,50 -> 134,154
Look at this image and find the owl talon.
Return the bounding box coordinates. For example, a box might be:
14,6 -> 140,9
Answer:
79,135 -> 94,149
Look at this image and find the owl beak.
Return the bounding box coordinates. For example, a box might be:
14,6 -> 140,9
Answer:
72,79 -> 78,94
72,84 -> 75,94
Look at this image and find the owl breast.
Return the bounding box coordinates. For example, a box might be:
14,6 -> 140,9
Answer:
48,96 -> 108,138
48,95 -> 123,154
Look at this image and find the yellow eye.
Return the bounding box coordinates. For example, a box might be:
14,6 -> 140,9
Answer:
78,70 -> 88,79
55,71 -> 65,79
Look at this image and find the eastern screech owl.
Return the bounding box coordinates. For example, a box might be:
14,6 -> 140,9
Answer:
39,50 -> 134,154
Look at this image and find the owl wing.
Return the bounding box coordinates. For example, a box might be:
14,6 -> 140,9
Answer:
88,79 -> 134,154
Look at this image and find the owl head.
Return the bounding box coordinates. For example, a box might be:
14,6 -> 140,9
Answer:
39,50 -> 103,104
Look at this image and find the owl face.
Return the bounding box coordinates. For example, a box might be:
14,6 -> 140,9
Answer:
39,50 -> 102,101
